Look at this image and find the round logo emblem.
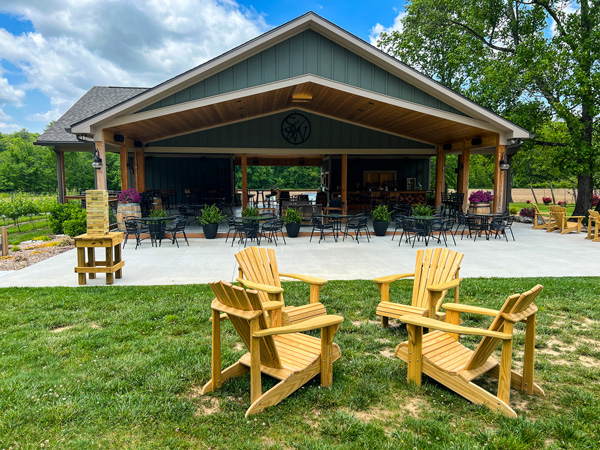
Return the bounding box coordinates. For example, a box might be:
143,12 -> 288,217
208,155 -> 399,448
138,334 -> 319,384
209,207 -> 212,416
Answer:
281,113 -> 311,145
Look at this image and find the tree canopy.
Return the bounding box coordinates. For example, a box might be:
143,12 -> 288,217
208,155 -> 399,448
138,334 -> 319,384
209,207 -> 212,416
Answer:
377,0 -> 599,213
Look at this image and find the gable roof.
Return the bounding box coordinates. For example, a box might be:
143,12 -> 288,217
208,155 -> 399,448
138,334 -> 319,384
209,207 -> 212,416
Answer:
69,12 -> 529,143
35,86 -> 148,145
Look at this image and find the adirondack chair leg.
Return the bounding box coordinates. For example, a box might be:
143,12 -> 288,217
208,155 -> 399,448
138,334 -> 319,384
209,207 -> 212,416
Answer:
321,324 -> 339,387
250,319 -> 262,404
406,324 -> 423,385
445,309 -> 460,341
497,330 -> 514,405
201,362 -> 249,395
454,269 -> 460,303
245,361 -> 321,417
521,313 -> 542,395
376,282 -> 390,327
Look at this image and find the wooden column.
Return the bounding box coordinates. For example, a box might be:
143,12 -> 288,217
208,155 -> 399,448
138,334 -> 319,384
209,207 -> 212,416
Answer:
55,149 -> 66,203
135,149 -> 145,193
493,141 -> 505,213
241,153 -> 248,210
459,148 -> 470,211
434,145 -> 445,209
341,154 -> 348,214
119,145 -> 128,191
94,141 -> 107,190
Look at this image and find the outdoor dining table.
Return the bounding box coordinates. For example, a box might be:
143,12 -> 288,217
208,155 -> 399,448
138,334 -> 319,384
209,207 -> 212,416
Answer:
314,213 -> 353,241
471,213 -> 504,239
133,216 -> 177,246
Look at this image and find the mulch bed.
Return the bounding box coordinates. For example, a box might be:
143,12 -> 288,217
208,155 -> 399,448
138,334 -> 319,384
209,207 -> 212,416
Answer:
0,236 -> 75,271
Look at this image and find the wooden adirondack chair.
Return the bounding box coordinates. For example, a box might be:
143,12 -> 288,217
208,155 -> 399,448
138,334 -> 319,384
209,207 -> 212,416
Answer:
201,281 -> 343,416
396,284 -> 544,418
586,210 -> 600,242
374,248 -> 463,327
236,247 -> 328,326
532,204 -> 550,230
547,205 -> 584,234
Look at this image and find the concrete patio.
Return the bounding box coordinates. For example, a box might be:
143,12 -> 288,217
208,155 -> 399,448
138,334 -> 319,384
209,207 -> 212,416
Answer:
0,221 -> 598,288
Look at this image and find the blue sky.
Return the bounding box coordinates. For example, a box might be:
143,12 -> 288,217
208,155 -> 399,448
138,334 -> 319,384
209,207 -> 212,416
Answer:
0,1 -> 406,134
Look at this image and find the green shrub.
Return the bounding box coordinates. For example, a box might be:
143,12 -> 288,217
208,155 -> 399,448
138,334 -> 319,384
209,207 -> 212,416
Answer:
149,209 -> 168,218
284,208 -> 303,223
49,201 -> 84,234
510,206 -> 518,215
372,205 -> 391,222
199,204 -> 224,225
241,206 -> 259,217
412,204 -> 435,216
63,209 -> 87,237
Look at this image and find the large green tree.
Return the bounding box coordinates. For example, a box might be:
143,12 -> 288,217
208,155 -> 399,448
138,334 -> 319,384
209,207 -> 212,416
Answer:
377,0 -> 599,214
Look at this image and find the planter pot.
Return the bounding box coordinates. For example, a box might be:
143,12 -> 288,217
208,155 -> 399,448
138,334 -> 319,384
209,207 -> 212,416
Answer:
372,221 -> 389,236
285,222 -> 301,238
202,223 -> 219,239
116,202 -> 141,231
469,202 -> 491,214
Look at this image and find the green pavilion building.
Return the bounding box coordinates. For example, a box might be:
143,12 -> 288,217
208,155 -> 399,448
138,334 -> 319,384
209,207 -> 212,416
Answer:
36,12 -> 529,213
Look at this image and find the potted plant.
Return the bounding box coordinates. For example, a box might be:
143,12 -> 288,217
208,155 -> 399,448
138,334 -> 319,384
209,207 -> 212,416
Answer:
412,204 -> 434,216
284,208 -> 303,238
371,205 -> 391,236
199,204 -> 224,239
241,206 -> 259,217
116,188 -> 142,231
468,190 -> 493,214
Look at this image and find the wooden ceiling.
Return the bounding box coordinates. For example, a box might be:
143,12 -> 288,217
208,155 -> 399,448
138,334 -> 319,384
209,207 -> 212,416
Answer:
104,82 -> 497,147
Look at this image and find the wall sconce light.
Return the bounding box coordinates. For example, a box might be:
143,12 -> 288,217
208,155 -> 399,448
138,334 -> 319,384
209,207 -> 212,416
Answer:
442,143 -> 452,151
92,145 -> 102,170
499,153 -> 510,171
113,133 -> 125,143
471,137 -> 483,146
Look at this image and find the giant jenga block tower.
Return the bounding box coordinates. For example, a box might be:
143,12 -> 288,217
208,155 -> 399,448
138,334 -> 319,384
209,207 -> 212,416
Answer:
86,190 -> 109,235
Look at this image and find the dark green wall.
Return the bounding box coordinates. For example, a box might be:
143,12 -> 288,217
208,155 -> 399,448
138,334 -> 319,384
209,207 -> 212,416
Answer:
148,110 -> 435,150
145,156 -> 232,203
140,29 -> 466,117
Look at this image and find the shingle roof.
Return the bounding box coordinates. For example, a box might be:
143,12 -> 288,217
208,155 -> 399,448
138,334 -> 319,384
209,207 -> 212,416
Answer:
35,86 -> 148,145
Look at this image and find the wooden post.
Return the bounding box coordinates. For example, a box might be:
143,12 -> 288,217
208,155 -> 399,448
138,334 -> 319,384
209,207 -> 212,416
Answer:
459,149 -> 470,211
341,154 -> 348,214
1,226 -> 8,257
94,141 -> 107,190
55,149 -> 66,204
135,149 -> 145,192
119,145 -> 128,191
241,153 -> 248,210
434,145 -> 445,209
493,141 -> 505,213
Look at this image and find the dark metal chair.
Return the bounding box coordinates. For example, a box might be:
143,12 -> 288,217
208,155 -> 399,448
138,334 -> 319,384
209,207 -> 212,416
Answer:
431,217 -> 456,247
231,219 -> 260,248
310,215 -> 335,243
343,214 -> 370,243
463,215 -> 488,241
123,217 -> 148,249
261,217 -> 286,246
164,217 -> 189,247
489,215 -> 514,242
399,217 -> 429,247
453,212 -> 468,239
178,205 -> 198,226
224,217 -> 236,243
148,220 -> 167,247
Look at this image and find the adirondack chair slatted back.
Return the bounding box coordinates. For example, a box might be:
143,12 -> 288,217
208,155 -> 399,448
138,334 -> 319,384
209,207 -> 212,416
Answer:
548,205 -> 565,227
464,284 -> 543,371
209,281 -> 282,368
412,248 -> 463,310
236,247 -> 282,303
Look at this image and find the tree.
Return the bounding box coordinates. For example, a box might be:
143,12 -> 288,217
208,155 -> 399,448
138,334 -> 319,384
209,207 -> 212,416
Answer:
377,0 -> 599,214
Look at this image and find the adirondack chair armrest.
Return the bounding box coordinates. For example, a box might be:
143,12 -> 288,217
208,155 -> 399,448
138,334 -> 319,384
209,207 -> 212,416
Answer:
237,278 -> 284,294
399,314 -> 512,340
427,278 -> 462,292
278,273 -> 328,285
442,303 -> 499,317
262,301 -> 285,311
253,315 -> 344,338
211,299 -> 263,320
373,272 -> 415,284
569,216 -> 585,220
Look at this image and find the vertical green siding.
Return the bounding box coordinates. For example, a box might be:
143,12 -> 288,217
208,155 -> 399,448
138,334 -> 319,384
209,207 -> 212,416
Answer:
139,30 -> 466,117
147,110 -> 435,150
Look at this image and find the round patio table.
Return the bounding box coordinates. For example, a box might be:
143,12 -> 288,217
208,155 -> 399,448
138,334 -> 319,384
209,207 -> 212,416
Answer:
313,214 -> 353,241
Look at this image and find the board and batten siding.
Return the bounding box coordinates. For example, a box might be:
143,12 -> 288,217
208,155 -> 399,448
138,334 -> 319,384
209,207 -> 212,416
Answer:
147,110 -> 436,150
139,29 -> 466,117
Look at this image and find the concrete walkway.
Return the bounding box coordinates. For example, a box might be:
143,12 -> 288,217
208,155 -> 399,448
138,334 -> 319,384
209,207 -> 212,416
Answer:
0,222 -> 598,288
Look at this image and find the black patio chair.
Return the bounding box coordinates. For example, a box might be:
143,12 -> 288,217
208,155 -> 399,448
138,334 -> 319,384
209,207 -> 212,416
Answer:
231,219 -> 260,248
224,217 -> 236,243
431,217 -> 456,247
504,215 -> 516,241
398,217 -> 429,248
261,217 -> 286,246
453,212 -> 468,239
164,217 -> 189,247
463,215 -> 488,241
178,206 -> 197,226
343,214 -> 370,243
310,215 -> 335,243
123,217 -> 148,249
148,220 -> 167,247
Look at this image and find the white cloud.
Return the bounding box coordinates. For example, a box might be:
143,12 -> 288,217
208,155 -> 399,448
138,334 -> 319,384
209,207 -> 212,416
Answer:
0,121 -> 22,133
369,11 -> 406,46
0,0 -> 270,128
27,107 -> 63,123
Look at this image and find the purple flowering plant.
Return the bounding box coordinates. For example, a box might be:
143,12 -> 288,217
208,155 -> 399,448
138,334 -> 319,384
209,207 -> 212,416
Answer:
526,199 -> 531,204
593,195 -> 599,206
519,207 -> 535,219
468,190 -> 493,203
558,201 -> 565,207
542,196 -> 552,205
118,188 -> 142,204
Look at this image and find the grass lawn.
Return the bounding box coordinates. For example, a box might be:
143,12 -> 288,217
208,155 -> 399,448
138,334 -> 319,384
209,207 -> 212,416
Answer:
510,203 -> 576,216
1,278 -> 599,449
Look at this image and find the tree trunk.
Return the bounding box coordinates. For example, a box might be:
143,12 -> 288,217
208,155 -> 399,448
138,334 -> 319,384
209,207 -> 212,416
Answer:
573,172 -> 593,216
